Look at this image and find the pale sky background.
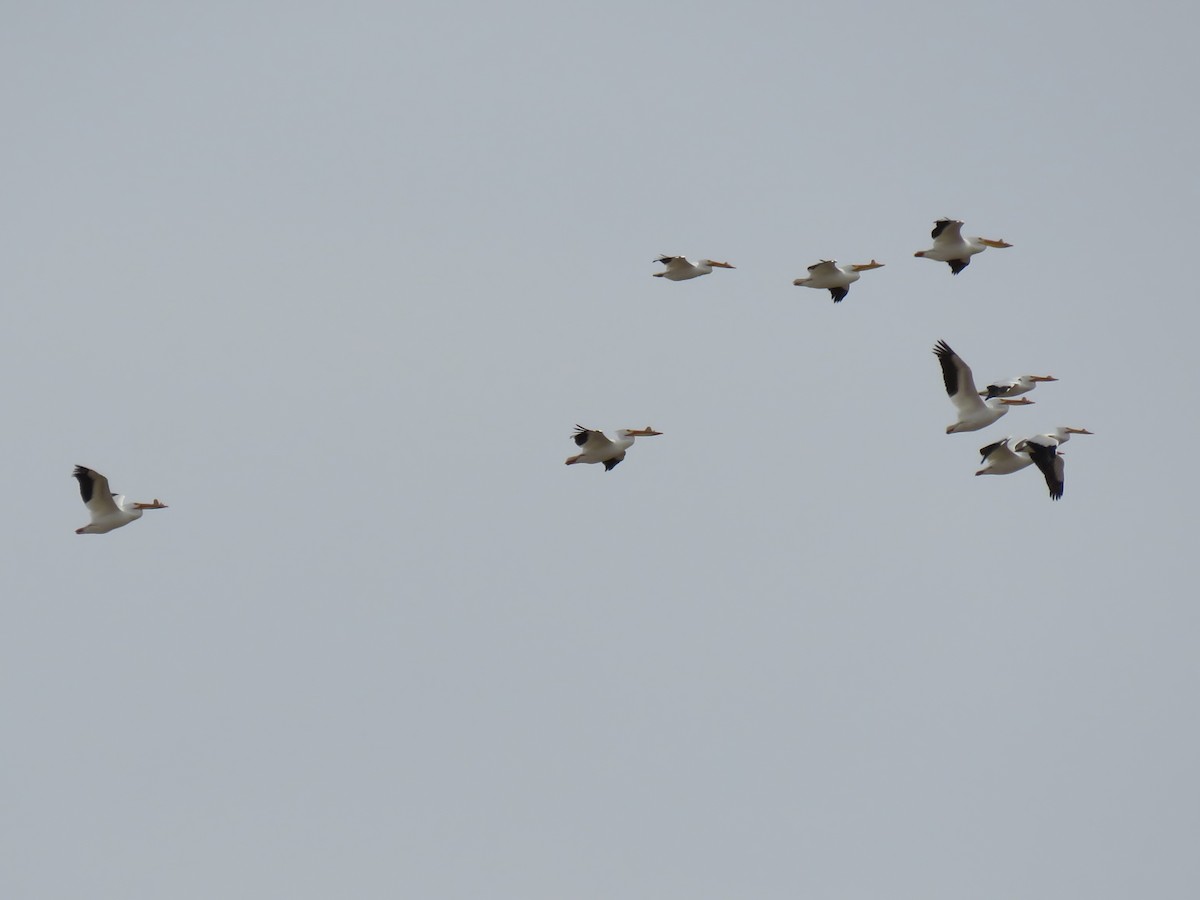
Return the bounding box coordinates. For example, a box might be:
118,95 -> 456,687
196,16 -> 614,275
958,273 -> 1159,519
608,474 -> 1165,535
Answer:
4,2 -> 1199,898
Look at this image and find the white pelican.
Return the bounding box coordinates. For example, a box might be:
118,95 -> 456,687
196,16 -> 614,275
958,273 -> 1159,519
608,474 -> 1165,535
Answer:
1013,427 -> 1093,501
565,426 -> 661,471
652,256 -> 735,281
1012,436 -> 1066,500
914,219 -> 1012,274
979,373 -> 1058,399
934,340 -> 1033,433
792,259 -> 884,303
73,465 -> 167,534
975,437 -> 1034,476
976,428 -> 1092,499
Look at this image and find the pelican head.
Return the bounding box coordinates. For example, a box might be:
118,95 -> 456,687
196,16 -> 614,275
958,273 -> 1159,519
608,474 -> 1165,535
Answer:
132,499 -> 168,510
1064,427 -> 1093,435
701,260 -> 735,269
999,397 -> 1034,406
623,427 -> 662,437
1029,374 -> 1058,383
851,260 -> 885,271
977,238 -> 1013,248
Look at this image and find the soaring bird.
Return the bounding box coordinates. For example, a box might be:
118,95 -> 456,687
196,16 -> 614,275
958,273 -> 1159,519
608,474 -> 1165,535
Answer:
914,219 -> 1012,274
933,340 -> 1033,433
976,427 -> 1093,499
792,259 -> 884,302
1013,437 -> 1067,500
652,256 -> 735,281
72,465 -> 167,534
978,373 -> 1058,400
975,437 -> 1035,476
565,426 -> 662,471
1013,428 -> 1094,500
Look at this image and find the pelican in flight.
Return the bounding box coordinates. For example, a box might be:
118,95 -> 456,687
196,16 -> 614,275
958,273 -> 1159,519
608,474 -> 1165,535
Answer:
652,256 -> 735,281
934,340 -> 1033,433
975,437 -> 1035,476
72,465 -> 167,534
979,373 -> 1058,400
976,428 -> 1092,500
792,259 -> 884,302
566,426 -> 661,471
1014,428 -> 1093,500
915,219 -> 1012,274
1013,436 -> 1067,500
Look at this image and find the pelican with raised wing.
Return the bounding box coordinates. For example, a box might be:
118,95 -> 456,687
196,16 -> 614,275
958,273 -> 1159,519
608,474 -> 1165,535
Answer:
915,219 -> 1012,274
792,259 -> 884,302
934,340 -> 1033,433
979,373 -> 1059,399
975,437 -> 1034,476
72,465 -> 167,534
652,256 -> 735,281
566,426 -> 662,471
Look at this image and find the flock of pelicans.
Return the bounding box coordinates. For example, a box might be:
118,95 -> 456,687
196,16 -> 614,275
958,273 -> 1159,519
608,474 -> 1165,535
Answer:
563,218 -> 1093,502
71,218 -> 1089,534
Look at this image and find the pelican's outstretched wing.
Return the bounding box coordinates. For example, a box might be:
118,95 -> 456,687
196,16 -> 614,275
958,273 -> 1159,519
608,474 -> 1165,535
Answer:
73,466 -> 121,520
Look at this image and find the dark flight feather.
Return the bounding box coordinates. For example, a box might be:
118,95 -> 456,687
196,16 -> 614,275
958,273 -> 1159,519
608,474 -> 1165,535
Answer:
978,439 -> 1007,461
983,383 -> 1010,400
933,340 -> 959,396
72,465 -> 95,504
1024,441 -> 1065,500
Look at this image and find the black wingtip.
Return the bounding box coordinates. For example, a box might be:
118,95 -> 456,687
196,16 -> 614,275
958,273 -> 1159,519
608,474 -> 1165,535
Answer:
72,466 -> 94,503
978,439 -> 1006,461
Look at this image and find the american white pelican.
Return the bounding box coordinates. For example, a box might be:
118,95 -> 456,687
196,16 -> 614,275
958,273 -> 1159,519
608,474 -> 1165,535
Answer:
975,437 -> 1034,476
977,428 -> 1092,499
72,465 -> 167,534
915,219 -> 1012,274
1012,436 -> 1067,500
792,259 -> 884,303
566,426 -> 661,471
1014,427 -> 1093,501
979,373 -> 1058,400
652,256 -> 735,281
934,340 -> 1033,433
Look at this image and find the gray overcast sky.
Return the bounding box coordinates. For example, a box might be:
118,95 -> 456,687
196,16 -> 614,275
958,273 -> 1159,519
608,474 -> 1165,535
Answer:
4,2 -> 1199,898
